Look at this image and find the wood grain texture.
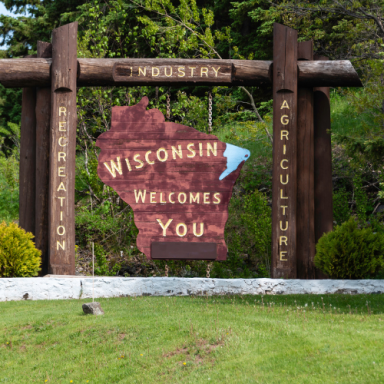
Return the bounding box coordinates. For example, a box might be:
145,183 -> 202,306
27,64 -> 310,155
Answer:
296,41 -> 316,279
48,22 -> 78,275
313,54 -> 332,279
35,41 -> 52,276
19,87 -> 37,236
96,97 -> 246,261
271,23 -> 298,279
0,58 -> 362,88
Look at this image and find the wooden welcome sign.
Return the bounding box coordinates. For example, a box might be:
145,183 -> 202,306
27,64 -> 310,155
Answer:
96,97 -> 250,260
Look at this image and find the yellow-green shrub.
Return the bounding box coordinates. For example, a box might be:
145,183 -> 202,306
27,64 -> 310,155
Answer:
0,222 -> 41,277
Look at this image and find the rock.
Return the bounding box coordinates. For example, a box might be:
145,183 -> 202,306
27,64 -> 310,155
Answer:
82,302 -> 104,315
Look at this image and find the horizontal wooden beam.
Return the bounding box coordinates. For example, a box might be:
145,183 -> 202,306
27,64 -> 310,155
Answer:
0,58 -> 362,88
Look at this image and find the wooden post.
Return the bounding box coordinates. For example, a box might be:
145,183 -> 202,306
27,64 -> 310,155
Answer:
35,41 -> 52,275
271,24 -> 298,278
314,55 -> 333,278
296,41 -> 315,278
19,64 -> 37,235
48,22 -> 78,275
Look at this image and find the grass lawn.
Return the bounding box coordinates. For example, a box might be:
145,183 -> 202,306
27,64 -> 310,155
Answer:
1,294 -> 384,384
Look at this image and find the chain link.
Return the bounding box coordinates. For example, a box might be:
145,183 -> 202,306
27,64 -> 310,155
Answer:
165,264 -> 169,277
166,92 -> 170,120
208,91 -> 213,132
206,262 -> 212,278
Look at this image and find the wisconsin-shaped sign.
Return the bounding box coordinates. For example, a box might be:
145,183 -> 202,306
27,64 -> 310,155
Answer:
96,97 -> 250,260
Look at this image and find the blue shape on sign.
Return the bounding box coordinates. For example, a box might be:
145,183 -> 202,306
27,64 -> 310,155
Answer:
219,143 -> 251,180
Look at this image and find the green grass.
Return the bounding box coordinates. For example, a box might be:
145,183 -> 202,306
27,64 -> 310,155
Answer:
1,294 -> 384,383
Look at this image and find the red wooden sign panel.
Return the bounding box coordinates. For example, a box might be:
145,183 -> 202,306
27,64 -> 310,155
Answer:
96,97 -> 250,260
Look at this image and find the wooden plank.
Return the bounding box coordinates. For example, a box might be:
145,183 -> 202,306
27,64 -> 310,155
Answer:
151,242 -> 217,260
271,23 -> 298,279
48,22 -> 78,275
314,54 -> 332,279
0,58 -> 362,88
296,41 -> 315,279
35,41 -> 52,276
19,86 -> 36,235
97,96 -> 249,261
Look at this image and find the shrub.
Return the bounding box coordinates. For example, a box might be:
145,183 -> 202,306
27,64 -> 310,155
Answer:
315,218 -> 384,279
0,222 -> 41,277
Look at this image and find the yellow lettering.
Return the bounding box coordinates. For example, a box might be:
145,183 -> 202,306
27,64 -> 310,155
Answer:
176,223 -> 187,237
150,192 -> 157,203
59,107 -> 66,116
281,130 -> 289,140
57,240 -> 65,250
59,121 -> 66,131
104,157 -> 123,177
164,67 -> 172,77
160,192 -> 166,204
213,192 -> 221,204
280,251 -> 287,261
280,221 -> 288,231
134,154 -> 144,169
193,223 -> 204,237
57,182 -> 66,192
125,158 -> 132,172
60,211 -> 63,221
178,192 -> 187,204
190,192 -> 200,204
134,189 -> 146,203
58,197 -> 65,207
138,67 -> 146,76
199,143 -> 203,157
57,226 -> 65,236
152,67 -> 159,76
207,142 -> 217,157
178,67 -> 185,77
279,236 -> 288,246
189,67 -> 196,76
281,115 -> 289,125
280,174 -> 289,184
200,67 -> 208,77
281,100 -> 290,109
283,144 -> 287,154
157,148 -> 168,162
212,67 -> 220,77
203,192 -> 210,204
58,167 -> 66,177
280,159 -> 288,169
280,189 -> 288,199
156,218 -> 173,237
169,192 -> 175,204
145,151 -> 154,165
58,152 -> 66,162
171,145 -> 183,160
187,143 -> 196,158
58,137 -> 67,147
281,206 -> 288,215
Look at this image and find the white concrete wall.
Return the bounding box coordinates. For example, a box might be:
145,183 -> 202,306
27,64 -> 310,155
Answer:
0,277 -> 383,301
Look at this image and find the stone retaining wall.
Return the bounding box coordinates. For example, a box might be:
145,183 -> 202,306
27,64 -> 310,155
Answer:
0,277 -> 383,301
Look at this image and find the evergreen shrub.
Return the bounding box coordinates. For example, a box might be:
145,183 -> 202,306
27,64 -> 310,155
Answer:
315,218 -> 384,279
0,222 -> 41,277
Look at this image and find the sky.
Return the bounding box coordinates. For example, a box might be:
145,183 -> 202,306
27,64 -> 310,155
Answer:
0,3 -> 16,48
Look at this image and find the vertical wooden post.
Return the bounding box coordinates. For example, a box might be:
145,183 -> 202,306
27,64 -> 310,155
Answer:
48,22 -> 78,275
271,24 -> 298,278
35,41 -> 52,276
296,41 -> 315,278
314,55 -> 333,278
19,69 -> 37,235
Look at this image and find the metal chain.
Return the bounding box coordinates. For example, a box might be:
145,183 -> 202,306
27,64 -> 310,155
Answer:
166,92 -> 170,120
208,91 -> 213,132
165,264 -> 169,277
206,262 -> 212,278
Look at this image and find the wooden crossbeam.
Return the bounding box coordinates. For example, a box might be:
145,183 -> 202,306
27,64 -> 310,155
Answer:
0,58 -> 362,88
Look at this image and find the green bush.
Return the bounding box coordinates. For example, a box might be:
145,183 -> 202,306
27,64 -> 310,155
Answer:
315,218 -> 384,279
0,222 -> 41,277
